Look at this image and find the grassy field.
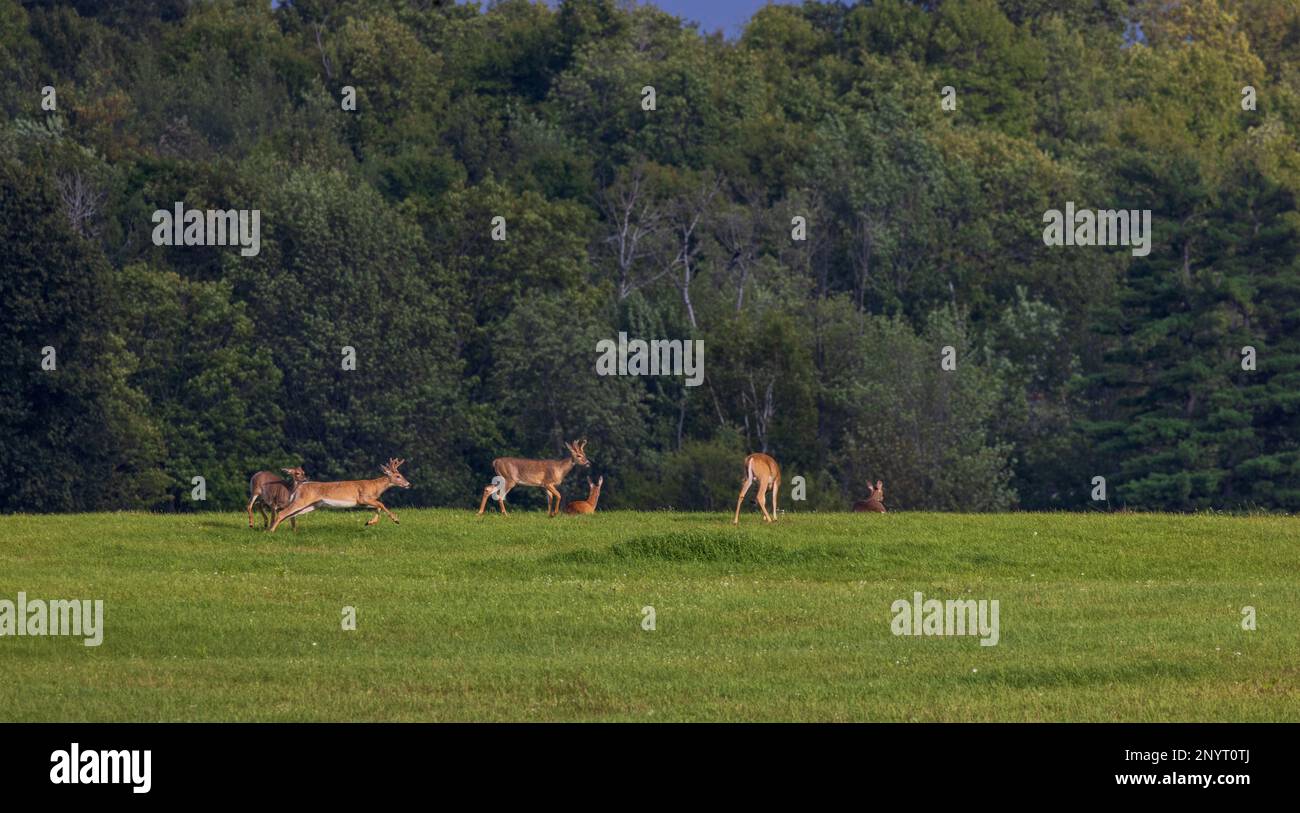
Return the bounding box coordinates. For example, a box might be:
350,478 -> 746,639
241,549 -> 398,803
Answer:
0,509 -> 1297,721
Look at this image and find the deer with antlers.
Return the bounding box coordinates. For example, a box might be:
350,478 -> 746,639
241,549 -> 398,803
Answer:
247,466 -> 309,530
267,458 -> 411,533
563,476 -> 604,515
733,452 -> 781,524
477,439 -> 590,517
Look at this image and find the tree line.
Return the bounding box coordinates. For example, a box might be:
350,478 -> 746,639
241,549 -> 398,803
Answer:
2,0 -> 1298,513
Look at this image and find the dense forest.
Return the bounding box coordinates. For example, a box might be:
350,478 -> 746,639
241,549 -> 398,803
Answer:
2,0 -> 1298,513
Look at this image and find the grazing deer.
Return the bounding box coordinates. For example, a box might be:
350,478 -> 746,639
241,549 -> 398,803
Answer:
852,480 -> 886,513
247,466 -> 309,530
268,458 -> 411,533
733,452 -> 781,524
563,476 -> 604,515
477,439 -> 590,517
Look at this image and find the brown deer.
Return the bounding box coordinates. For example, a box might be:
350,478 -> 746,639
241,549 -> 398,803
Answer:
852,480 -> 886,513
563,476 -> 604,515
247,466 -> 309,530
268,458 -> 411,533
733,452 -> 781,524
477,439 -> 590,517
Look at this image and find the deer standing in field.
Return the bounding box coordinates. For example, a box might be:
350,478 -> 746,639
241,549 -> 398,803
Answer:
267,458 -> 411,533
247,466 -> 309,530
852,480 -> 886,513
563,476 -> 604,515
477,439 -> 590,517
733,452 -> 781,524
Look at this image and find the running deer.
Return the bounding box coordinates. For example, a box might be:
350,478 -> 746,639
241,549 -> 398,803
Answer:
733,452 -> 781,524
563,476 -> 604,515
477,439 -> 590,517
852,480 -> 886,513
247,466 -> 309,530
268,458 -> 411,533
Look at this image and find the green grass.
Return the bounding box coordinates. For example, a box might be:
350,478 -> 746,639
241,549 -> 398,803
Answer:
1,509 -> 1297,721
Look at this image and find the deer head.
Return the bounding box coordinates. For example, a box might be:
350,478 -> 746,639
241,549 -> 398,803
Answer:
282,466 -> 309,483
381,458 -> 411,489
565,439 -> 590,467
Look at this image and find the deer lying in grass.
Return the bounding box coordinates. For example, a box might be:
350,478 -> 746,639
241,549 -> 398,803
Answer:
734,452 -> 781,524
477,439 -> 590,517
563,476 -> 603,515
852,480 -> 886,513
268,458 -> 411,533
247,466 -> 309,530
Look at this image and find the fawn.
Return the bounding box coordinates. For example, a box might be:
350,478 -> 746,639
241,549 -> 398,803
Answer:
563,476 -> 604,514
852,480 -> 886,513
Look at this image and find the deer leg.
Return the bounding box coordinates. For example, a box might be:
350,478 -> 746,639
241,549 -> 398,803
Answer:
734,477 -> 754,525
757,478 -> 774,523
267,509 -> 285,534
771,475 -> 780,521
545,485 -> 563,517
247,495 -> 259,528
479,479 -> 512,515
269,499 -> 314,533
372,500 -> 399,524
359,500 -> 382,526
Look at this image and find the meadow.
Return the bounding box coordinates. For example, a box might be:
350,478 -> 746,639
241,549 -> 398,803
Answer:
0,509 -> 1296,722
